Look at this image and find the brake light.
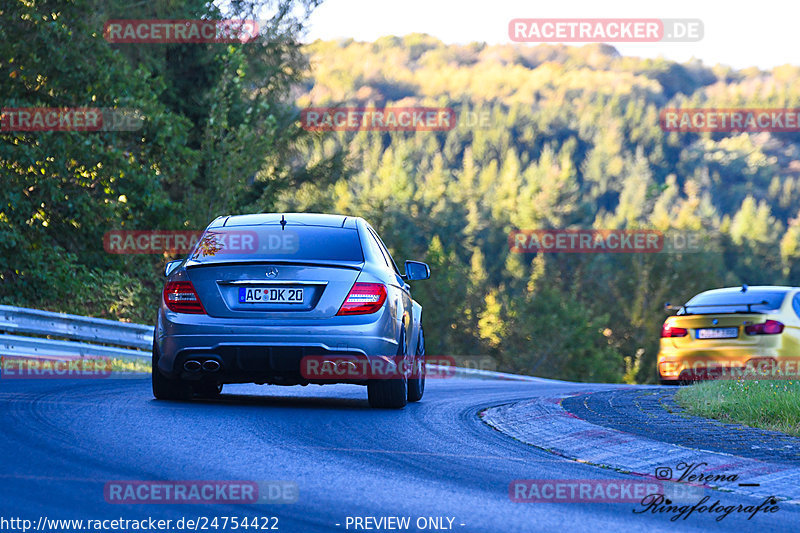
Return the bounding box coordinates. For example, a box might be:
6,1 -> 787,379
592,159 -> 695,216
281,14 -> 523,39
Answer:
163,281 -> 206,314
661,323 -> 688,338
336,282 -> 387,315
745,319 -> 784,335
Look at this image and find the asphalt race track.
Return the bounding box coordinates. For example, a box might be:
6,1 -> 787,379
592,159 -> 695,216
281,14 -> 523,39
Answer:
1,378 -> 797,532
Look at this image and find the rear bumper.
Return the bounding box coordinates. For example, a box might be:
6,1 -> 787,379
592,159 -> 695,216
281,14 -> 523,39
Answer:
155,306 -> 401,384
159,342 -> 400,385
657,347 -> 800,382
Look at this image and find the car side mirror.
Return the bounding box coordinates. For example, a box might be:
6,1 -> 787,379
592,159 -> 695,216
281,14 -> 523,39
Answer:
164,259 -> 182,277
404,260 -> 430,281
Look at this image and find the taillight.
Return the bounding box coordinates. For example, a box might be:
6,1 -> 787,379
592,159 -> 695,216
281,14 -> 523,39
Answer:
163,281 -> 206,314
745,319 -> 784,335
661,323 -> 688,338
336,282 -> 387,315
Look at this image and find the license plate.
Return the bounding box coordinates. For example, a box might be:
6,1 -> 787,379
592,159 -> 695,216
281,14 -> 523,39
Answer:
696,327 -> 738,339
238,287 -> 303,304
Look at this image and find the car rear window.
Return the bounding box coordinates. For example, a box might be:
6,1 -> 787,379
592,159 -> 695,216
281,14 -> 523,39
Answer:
189,226 -> 364,263
682,290 -> 788,314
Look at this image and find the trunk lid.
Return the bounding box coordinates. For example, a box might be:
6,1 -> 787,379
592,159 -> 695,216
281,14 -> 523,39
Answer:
665,313 -> 771,348
186,261 -> 362,319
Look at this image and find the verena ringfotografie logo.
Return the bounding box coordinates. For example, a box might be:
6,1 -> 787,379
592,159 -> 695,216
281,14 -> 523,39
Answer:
104,481 -> 298,504
661,108 -> 800,132
1,108 -> 144,132
509,19 -> 703,43
103,20 -> 259,43
300,107 -> 456,132
1,356 -> 112,379
511,478 -> 778,521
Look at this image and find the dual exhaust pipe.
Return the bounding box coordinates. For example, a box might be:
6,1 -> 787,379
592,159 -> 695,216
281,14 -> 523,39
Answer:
321,360 -> 358,372
185,358 -> 354,374
183,359 -> 221,373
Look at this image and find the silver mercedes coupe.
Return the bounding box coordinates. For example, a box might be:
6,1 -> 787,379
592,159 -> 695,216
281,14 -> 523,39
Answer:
152,213 -> 430,408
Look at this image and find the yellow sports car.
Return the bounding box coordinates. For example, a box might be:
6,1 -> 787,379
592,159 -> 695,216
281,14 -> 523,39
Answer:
658,285 -> 800,384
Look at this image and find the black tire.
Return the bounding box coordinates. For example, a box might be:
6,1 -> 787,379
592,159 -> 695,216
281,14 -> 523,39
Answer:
368,376 -> 407,408
407,327 -> 425,402
194,382 -> 223,398
152,341 -> 192,401
367,328 -> 408,409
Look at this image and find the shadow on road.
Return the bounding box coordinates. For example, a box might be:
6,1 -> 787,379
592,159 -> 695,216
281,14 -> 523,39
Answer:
148,391 -> 374,410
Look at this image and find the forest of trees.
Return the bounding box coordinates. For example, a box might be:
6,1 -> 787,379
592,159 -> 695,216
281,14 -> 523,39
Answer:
4,3 -> 800,383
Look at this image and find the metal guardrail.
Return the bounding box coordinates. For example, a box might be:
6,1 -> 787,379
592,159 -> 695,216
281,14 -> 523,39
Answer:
0,305 -> 152,359
0,305 -> 539,380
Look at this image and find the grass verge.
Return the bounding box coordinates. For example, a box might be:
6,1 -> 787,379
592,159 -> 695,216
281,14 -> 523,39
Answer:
109,357 -> 151,374
675,379 -> 800,436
